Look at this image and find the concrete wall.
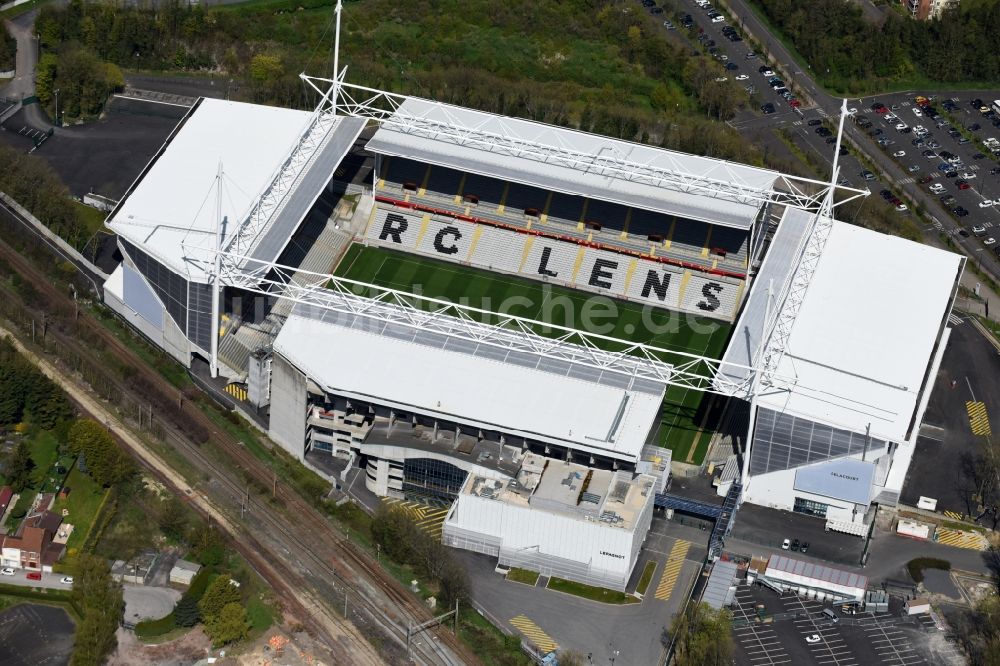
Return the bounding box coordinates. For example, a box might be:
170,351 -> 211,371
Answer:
268,352 -> 308,458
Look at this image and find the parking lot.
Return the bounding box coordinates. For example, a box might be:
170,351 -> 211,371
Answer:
0,603 -> 74,665
860,97 -> 1000,229
730,585 -> 963,666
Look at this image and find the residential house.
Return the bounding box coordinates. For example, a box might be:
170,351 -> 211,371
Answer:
1,527 -> 46,571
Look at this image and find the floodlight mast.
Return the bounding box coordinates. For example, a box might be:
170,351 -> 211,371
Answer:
331,0 -> 343,116
210,162 -> 224,379
756,99 -> 854,390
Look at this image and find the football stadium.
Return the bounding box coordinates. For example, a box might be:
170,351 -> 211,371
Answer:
100,72 -> 963,590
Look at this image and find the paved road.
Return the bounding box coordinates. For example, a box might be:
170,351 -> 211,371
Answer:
1,10 -> 52,130
0,571 -> 72,590
123,584 -> 180,623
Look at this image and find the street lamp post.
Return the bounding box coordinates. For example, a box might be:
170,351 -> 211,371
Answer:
54,88 -> 59,127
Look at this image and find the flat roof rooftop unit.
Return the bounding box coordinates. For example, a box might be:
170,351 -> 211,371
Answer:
367,96 -> 779,230
464,456 -> 654,531
731,219 -> 962,442
108,98 -> 364,282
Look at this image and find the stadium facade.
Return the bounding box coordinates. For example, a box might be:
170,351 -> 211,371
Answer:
101,80 -> 961,588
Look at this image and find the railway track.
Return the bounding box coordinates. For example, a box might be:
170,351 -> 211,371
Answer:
0,216 -> 478,666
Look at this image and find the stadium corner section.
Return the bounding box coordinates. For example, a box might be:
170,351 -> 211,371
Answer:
330,243 -> 733,465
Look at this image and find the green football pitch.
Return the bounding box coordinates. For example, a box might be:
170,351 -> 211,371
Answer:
332,243 -> 733,464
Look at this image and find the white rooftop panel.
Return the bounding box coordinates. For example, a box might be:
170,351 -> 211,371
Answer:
274,313 -> 663,462
757,221 -> 962,441
367,97 -> 778,230
717,206 -> 812,389
107,99 -> 314,281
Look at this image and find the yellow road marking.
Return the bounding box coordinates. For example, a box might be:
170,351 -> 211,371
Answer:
225,384 -> 247,401
654,540 -> 690,601
967,401 -> 992,436
935,527 -> 988,551
510,615 -> 559,654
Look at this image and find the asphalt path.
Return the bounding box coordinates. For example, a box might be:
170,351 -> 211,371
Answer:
2,9 -> 51,130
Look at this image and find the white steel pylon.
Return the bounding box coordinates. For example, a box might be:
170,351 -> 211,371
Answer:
755,99 -> 855,391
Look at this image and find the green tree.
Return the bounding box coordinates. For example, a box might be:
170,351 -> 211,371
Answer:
67,418 -> 136,488
248,53 -> 282,84
24,376 -> 72,430
5,441 -> 34,492
70,554 -> 124,666
157,497 -> 189,542
173,595 -> 201,628
669,602 -> 734,666
204,602 -> 249,646
188,522 -> 226,566
198,575 -> 242,621
35,53 -> 58,105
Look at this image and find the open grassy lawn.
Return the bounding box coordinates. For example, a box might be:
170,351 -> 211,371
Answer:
547,577 -> 638,604
71,201 -> 108,236
506,568 -> 540,586
334,244 -> 732,464
28,431 -> 60,486
51,467 -> 108,550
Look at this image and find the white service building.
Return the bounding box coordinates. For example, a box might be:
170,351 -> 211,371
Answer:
443,454 -> 658,590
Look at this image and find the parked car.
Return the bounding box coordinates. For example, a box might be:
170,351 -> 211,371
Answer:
60,576 -> 74,585
980,200 -> 997,208
961,172 -> 977,180
892,150 -> 906,157
954,206 -> 970,217
791,538 -> 800,551
799,542 -> 810,554
26,571 -> 41,581
985,238 -> 997,247
0,568 -> 14,576
782,538 -> 791,550
735,74 -> 749,80
808,119 -> 823,126
973,225 -> 987,235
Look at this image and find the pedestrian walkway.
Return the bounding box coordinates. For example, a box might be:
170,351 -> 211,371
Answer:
654,539 -> 690,601
509,614 -> 559,654
934,527 -> 989,551
966,401 -> 991,436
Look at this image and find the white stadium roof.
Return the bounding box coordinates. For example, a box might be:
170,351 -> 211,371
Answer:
108,98 -> 363,282
366,96 -> 779,230
274,307 -> 665,463
753,220 -> 962,443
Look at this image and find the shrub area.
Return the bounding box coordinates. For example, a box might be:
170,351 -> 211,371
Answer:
907,557 -> 951,583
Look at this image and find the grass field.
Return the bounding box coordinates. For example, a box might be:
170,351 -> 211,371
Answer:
52,466 -> 109,550
333,244 -> 732,464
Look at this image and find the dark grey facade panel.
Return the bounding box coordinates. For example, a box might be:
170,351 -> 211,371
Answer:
122,264 -> 164,330
121,240 -> 188,333
750,407 -> 887,475
187,282 -> 214,352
